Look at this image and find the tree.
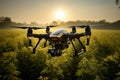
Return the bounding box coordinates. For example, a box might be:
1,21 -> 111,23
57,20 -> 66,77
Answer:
0,17 -> 12,28
51,21 -> 58,25
4,17 -> 11,23
0,17 -> 11,23
116,0 -> 120,8
30,22 -> 39,26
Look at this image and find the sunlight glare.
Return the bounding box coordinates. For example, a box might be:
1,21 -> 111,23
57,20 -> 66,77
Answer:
55,9 -> 64,20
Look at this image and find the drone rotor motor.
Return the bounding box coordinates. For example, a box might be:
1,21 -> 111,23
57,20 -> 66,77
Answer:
72,26 -> 76,33
85,26 -> 91,45
27,28 -> 33,46
46,26 -> 50,33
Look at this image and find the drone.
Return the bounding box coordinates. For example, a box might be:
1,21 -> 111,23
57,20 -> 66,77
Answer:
12,25 -> 91,56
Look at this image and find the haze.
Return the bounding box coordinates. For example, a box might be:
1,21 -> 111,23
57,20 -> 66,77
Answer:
0,0 -> 120,24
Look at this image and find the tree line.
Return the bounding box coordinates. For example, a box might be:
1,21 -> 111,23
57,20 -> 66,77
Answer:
0,17 -> 120,29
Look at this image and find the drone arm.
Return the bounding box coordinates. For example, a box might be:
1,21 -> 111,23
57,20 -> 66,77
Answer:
77,33 -> 85,37
68,33 -> 85,39
70,39 -> 78,56
33,38 -> 41,54
28,34 -> 49,38
27,33 -> 49,54
77,38 -> 86,52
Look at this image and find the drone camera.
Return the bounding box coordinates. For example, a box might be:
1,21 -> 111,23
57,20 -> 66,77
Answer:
48,49 -> 62,57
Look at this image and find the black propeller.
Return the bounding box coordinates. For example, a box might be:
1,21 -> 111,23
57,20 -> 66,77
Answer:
47,25 -> 57,28
11,26 -> 44,30
11,26 -> 44,46
77,25 -> 89,28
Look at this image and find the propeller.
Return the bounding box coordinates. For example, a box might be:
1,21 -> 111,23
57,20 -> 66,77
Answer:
11,26 -> 44,46
47,25 -> 58,28
77,25 -> 89,28
11,26 -> 45,30
11,25 -> 57,46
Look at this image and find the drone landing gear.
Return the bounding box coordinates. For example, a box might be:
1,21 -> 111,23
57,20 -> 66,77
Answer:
33,38 -> 41,54
77,38 -> 86,52
70,40 -> 78,56
43,39 -> 47,48
70,38 -> 86,56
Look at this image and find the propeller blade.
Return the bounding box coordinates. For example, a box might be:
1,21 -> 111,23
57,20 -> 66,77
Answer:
77,25 -> 89,28
11,26 -> 45,30
11,26 -> 28,29
31,27 -> 45,30
68,25 -> 89,28
47,25 -> 58,28
68,24 -> 102,28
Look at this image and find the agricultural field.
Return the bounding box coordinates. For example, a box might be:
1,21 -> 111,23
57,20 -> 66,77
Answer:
0,28 -> 120,80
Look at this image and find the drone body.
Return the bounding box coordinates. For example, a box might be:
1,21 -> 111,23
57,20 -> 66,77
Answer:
27,26 -> 91,56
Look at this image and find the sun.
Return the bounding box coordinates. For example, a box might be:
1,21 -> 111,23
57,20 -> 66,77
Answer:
55,9 -> 64,20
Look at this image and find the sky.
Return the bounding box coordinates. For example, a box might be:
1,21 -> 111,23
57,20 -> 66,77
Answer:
0,0 -> 120,24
